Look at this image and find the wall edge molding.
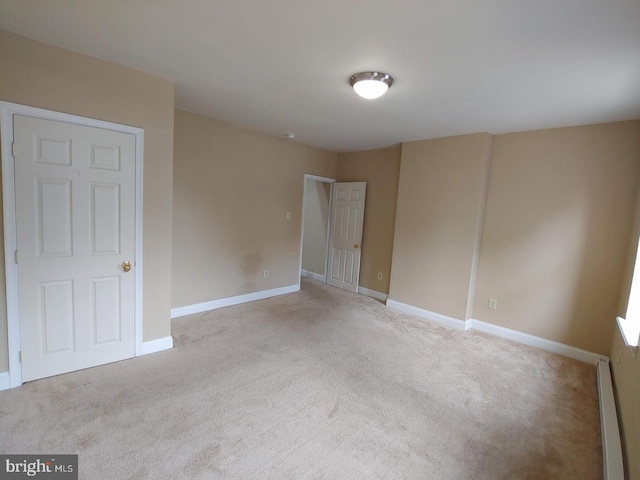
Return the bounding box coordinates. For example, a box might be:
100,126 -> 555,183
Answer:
385,299 -> 607,364
301,269 -> 327,283
358,286 -> 389,302
386,299 -> 467,331
467,318 -> 607,364
0,371 -> 10,391
139,336 -> 174,356
171,284 -> 300,319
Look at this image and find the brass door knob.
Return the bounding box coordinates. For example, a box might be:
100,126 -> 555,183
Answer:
354,244 -> 361,249
122,261 -> 132,272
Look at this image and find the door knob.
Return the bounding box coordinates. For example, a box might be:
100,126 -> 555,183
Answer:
354,244 -> 361,249
122,261 -> 132,272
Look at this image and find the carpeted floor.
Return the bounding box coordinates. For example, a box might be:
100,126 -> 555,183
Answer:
0,278 -> 601,479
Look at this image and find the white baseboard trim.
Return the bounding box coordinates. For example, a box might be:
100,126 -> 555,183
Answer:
0,371 -> 10,391
301,269 -> 326,283
171,284 -> 300,319
596,358 -> 624,480
0,341 -> 173,391
385,299 -> 606,364
467,319 -> 607,364
139,336 -> 174,356
386,299 -> 467,331
358,286 -> 388,302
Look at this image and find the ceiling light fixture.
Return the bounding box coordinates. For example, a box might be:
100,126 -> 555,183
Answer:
349,72 -> 394,99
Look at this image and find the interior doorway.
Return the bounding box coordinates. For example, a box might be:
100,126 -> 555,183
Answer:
300,175 -> 335,284
299,175 -> 367,295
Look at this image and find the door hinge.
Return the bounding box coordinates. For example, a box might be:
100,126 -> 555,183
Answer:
12,142 -> 16,157
18,351 -> 22,363
14,250 -> 18,264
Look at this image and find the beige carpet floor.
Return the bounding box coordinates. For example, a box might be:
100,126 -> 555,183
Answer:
0,278 -> 601,479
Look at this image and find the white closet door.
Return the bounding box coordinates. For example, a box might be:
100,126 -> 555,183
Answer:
14,115 -> 136,382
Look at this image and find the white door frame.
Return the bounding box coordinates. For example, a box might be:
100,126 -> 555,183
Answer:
298,174 -> 336,288
0,101 -> 144,389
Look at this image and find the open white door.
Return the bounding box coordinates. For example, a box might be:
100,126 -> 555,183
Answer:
327,182 -> 366,293
14,115 -> 136,382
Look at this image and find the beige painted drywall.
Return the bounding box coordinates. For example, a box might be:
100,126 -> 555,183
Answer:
302,180 -> 331,276
171,109 -> 337,308
611,321 -> 640,480
389,134 -> 493,318
611,184 -> 640,480
0,30 -> 175,372
611,333 -> 640,480
473,121 -> 640,355
337,146 -> 401,294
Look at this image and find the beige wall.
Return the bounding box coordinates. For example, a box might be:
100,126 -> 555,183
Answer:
389,134 -> 492,318
337,146 -> 401,294
611,327 -> 640,479
611,185 -> 640,480
387,122 -> 640,355
474,121 -> 640,354
302,180 -> 331,276
0,30 -> 175,372
172,109 -> 337,308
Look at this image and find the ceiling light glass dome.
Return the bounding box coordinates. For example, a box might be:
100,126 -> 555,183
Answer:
349,72 -> 394,99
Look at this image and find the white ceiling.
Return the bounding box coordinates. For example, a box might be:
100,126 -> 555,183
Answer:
1,0 -> 639,152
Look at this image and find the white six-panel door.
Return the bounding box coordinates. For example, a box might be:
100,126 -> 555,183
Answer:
14,115 -> 136,382
327,182 -> 366,293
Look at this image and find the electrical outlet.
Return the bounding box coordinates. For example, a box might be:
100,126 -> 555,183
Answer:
488,298 -> 498,309
263,269 -> 269,278
377,272 -> 383,281
286,211 -> 292,220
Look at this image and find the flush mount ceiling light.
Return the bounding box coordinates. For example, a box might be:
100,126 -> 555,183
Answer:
349,72 -> 394,99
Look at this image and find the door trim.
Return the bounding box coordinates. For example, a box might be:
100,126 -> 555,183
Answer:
298,174 -> 336,288
0,101 -> 144,388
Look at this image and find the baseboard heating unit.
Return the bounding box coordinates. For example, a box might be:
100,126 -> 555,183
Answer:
596,358 -> 624,480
